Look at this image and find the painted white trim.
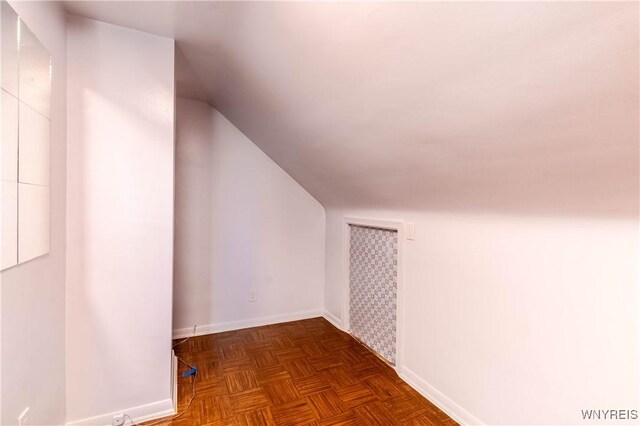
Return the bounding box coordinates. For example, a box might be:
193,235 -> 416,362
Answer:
323,313 -> 481,426
171,351 -> 178,413
66,397 -> 175,426
322,310 -> 343,330
398,366 -> 484,426
172,309 -> 323,339
68,351 -> 179,425
342,216 -> 406,367
319,311 -> 482,426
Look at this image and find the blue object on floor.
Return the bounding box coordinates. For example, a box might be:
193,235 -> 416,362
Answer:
182,366 -> 197,377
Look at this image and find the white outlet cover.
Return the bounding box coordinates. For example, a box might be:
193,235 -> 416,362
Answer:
112,414 -> 125,426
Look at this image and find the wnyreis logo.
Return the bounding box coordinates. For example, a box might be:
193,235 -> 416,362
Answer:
581,410 -> 638,421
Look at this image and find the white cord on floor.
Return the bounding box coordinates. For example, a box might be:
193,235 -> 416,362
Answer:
139,359 -> 197,426
172,325 -> 197,349
123,414 -> 135,426
122,325 -> 199,426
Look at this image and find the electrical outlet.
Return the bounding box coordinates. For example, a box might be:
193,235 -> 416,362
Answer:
249,289 -> 257,302
112,414 -> 125,426
17,407 -> 29,426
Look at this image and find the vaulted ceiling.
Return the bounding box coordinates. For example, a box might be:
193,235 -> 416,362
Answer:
63,1 -> 639,216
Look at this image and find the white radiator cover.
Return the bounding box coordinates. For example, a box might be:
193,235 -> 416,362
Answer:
348,225 -> 398,365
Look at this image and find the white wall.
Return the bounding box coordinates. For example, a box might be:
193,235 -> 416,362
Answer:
1,1 -> 67,424
325,208 -> 639,425
173,98 -> 325,334
66,16 -> 175,424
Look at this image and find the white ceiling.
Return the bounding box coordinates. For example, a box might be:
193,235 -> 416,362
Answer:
63,1 -> 639,216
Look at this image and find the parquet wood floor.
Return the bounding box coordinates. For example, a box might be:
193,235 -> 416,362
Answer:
143,318 -> 457,425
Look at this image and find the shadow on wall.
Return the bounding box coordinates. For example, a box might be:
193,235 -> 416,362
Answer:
172,98 -> 326,333
173,100 -> 215,328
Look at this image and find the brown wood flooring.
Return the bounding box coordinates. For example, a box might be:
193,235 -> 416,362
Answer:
144,317 -> 456,425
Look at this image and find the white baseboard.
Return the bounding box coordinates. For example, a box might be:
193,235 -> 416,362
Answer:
172,309 -> 323,339
322,311 -> 343,330
66,397 -> 176,426
321,313 -> 480,425
67,355 -> 178,426
398,366 -> 484,425
171,350 -> 178,413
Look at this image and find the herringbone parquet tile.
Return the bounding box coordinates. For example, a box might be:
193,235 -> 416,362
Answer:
143,318 -> 457,425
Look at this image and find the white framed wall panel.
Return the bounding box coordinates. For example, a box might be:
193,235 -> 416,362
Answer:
0,2 -> 19,97
1,90 -> 18,181
17,183 -> 49,262
0,1 -> 51,270
17,17 -> 51,118
18,101 -> 50,185
1,0 -> 67,423
1,180 -> 17,269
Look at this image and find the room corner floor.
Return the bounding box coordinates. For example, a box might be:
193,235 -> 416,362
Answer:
144,318 -> 456,425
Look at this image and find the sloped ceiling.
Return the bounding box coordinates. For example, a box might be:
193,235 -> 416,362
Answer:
63,1 -> 639,216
